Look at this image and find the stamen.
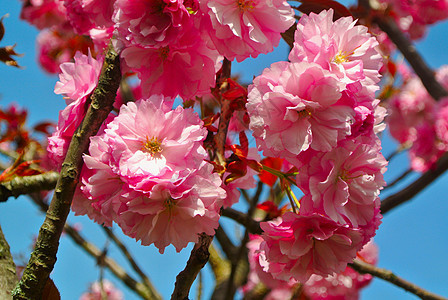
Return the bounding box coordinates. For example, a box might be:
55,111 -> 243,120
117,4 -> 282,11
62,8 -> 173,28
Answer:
142,136 -> 162,156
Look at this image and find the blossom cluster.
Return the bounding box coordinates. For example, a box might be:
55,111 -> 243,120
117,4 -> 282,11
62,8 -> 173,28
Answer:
387,65 -> 448,172
35,0 -> 295,253
19,0 -> 294,101
242,235 -> 378,299
378,0 -> 448,39
246,9 -> 387,284
71,95 -> 226,253
26,0 -> 391,292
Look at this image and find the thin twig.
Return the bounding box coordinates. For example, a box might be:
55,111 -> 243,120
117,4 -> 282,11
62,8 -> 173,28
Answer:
350,259 -> 447,300
224,182 -> 263,299
381,153 -> 448,214
101,227 -> 157,293
383,167 -> 413,191
0,172 -> 59,203
63,225 -> 155,299
12,45 -> 122,299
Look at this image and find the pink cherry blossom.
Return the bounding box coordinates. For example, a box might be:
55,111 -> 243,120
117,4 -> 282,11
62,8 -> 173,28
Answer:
72,135 -> 125,227
116,162 -> 225,253
47,51 -> 103,168
303,240 -> 378,299
387,75 -> 436,145
36,27 -> 95,74
289,9 -> 382,94
241,234 -> 297,296
409,123 -> 446,172
201,0 -> 294,62
435,98 -> 448,145
259,212 -> 364,283
247,61 -> 352,162
102,97 -> 206,193
20,0 -> 67,30
79,279 -> 123,300
64,0 -> 114,34
296,138 -> 387,228
73,95 -> 226,253
120,28 -> 222,99
54,50 -> 103,104
113,0 -> 198,48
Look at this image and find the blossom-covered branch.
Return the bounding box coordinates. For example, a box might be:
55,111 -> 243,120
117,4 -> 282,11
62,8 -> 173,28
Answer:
0,225 -> 17,299
0,172 -> 59,203
359,0 -> 448,100
350,259 -> 447,300
381,153 -> 448,214
12,46 -> 121,299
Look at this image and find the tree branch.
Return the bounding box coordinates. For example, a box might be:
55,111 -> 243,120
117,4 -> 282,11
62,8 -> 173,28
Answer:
0,224 -> 18,299
0,172 -> 59,203
101,227 -> 158,295
359,0 -> 448,100
12,45 -> 122,299
29,195 -> 160,299
171,59 -> 233,299
63,225 -> 158,299
222,208 -> 262,235
350,259 -> 448,300
382,167 -> 413,191
171,233 -> 214,299
381,153 -> 448,214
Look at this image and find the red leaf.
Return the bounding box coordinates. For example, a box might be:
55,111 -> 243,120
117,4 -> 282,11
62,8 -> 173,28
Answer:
256,201 -> 287,219
298,0 -> 352,20
239,131 -> 249,157
387,60 -> 397,77
34,121 -> 56,135
259,157 -> 284,187
224,160 -> 247,184
222,78 -> 247,101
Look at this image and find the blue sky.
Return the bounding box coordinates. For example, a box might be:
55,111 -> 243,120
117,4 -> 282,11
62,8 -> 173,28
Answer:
1,1 -> 448,299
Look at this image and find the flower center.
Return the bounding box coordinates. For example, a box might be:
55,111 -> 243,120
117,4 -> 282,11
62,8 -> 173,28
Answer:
236,0 -> 254,11
164,197 -> 177,217
297,109 -> 311,119
333,51 -> 350,64
159,46 -> 169,60
142,136 -> 162,156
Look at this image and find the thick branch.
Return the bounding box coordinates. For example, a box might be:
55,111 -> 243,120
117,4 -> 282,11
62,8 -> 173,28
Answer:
171,59 -> 233,299
0,225 -> 18,299
171,233 -> 214,299
222,208 -> 262,235
12,46 -> 121,299
350,259 -> 447,300
359,0 -> 448,100
0,172 -> 59,203
381,153 -> 448,214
